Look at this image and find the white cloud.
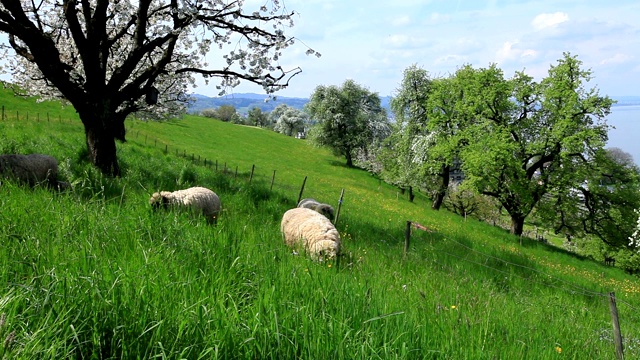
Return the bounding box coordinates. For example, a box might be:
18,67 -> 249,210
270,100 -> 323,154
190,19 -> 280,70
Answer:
434,54 -> 467,65
600,53 -> 633,65
495,41 -> 519,64
531,12 -> 569,31
425,12 -> 451,25
391,15 -> 411,27
384,34 -> 410,47
494,41 -> 538,65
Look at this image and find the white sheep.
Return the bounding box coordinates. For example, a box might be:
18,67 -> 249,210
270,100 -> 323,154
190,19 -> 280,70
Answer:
0,154 -> 58,188
297,198 -> 335,221
281,207 -> 341,261
149,186 -> 221,224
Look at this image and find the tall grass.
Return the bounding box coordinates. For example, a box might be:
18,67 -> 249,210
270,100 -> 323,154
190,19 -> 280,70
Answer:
0,98 -> 639,358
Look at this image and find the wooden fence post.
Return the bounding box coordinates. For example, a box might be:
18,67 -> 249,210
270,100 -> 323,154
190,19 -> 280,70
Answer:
609,292 -> 624,359
270,170 -> 276,191
404,221 -> 412,257
334,188 -> 345,225
297,176 -> 307,205
249,164 -> 255,183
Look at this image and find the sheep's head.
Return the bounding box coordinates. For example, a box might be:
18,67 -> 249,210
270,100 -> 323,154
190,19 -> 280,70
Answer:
149,192 -> 168,209
315,204 -> 335,221
310,240 -> 340,262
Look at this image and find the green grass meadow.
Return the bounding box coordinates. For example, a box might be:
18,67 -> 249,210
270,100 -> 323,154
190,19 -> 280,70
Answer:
1,90 -> 640,359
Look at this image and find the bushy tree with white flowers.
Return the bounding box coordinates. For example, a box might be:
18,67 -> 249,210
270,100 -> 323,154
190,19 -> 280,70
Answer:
0,0 -> 318,176
270,104 -> 307,136
306,79 -> 388,168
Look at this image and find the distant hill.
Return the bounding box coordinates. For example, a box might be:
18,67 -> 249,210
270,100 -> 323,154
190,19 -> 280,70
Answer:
188,93 -> 309,115
188,93 -> 393,116
188,93 -> 637,117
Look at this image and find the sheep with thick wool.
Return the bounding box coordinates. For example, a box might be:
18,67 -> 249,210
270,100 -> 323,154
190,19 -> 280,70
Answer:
297,198 -> 335,221
149,186 -> 221,224
0,154 -> 59,188
281,207 -> 341,261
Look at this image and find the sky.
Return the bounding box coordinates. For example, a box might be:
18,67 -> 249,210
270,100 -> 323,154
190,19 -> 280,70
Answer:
195,0 -> 640,99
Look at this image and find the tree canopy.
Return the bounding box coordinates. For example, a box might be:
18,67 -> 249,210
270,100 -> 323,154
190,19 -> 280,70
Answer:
0,0 -> 318,175
454,53 -> 613,235
306,79 -> 388,167
270,104 -> 308,136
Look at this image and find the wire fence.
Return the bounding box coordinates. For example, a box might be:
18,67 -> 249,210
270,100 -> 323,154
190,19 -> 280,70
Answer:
5,110 -> 639,358
406,221 -> 639,359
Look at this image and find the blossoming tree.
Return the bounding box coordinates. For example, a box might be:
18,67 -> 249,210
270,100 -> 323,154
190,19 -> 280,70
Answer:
0,0 -> 318,176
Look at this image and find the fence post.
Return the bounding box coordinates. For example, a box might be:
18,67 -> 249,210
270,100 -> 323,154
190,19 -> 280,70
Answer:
249,164 -> 255,183
609,292 -> 624,359
2,105 -> 5,121
404,221 -> 412,257
270,170 -> 276,191
297,176 -> 307,205
334,188 -> 345,225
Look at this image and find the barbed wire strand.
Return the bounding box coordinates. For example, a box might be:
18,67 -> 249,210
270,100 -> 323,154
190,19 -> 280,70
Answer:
428,234 -> 640,312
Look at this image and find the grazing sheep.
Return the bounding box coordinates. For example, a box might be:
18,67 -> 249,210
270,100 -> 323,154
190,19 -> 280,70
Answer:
297,198 -> 335,221
281,207 -> 341,261
149,186 -> 221,224
0,154 -> 58,188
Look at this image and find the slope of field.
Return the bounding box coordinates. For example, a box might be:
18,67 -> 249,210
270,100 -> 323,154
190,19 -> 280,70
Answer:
1,90 -> 639,358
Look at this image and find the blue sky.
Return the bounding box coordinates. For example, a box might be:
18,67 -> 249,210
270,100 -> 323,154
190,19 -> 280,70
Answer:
198,0 -> 640,99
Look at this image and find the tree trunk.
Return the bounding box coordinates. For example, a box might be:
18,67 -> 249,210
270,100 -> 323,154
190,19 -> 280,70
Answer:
83,118 -> 121,177
345,151 -> 354,167
510,215 -> 525,236
432,164 -> 451,210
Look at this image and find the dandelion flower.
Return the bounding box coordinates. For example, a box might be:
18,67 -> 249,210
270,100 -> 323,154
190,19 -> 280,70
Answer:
555,346 -> 562,353
451,305 -> 457,310
327,264 -> 332,268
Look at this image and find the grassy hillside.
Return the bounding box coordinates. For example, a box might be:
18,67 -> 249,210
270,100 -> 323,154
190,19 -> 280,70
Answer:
1,89 -> 640,359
